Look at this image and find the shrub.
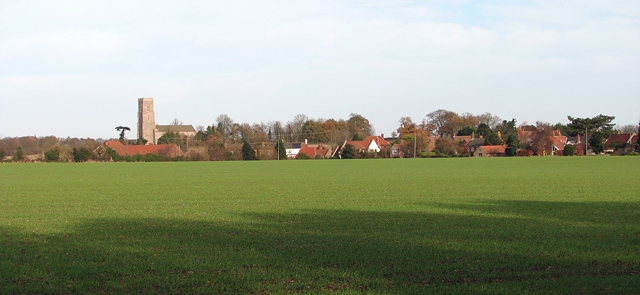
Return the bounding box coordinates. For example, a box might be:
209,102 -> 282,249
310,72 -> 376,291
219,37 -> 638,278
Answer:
137,138 -> 148,145
171,156 -> 187,161
564,144 -> 576,156
362,151 -> 377,159
73,148 -> 91,162
296,153 -> 311,160
14,147 -> 24,162
44,148 -> 60,162
144,153 -> 165,162
505,147 -> 517,157
341,144 -> 355,159
517,150 -> 534,157
124,155 -> 140,162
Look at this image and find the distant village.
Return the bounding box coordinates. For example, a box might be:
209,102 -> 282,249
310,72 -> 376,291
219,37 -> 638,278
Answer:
1,98 -> 639,162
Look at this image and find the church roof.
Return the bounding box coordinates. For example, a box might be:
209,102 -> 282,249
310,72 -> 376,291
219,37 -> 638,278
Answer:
155,125 -> 196,133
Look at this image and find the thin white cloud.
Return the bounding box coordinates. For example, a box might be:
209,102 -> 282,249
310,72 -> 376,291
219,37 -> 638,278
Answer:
0,0 -> 638,138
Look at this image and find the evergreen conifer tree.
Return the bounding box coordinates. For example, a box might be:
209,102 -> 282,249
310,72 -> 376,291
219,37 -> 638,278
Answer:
274,139 -> 286,160
341,144 -> 355,159
242,140 -> 256,160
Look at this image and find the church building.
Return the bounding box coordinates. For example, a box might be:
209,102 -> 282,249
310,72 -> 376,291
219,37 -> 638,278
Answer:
137,98 -> 196,144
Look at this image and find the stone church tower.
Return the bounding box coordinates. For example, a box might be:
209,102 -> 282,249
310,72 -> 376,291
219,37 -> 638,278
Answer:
137,98 -> 155,144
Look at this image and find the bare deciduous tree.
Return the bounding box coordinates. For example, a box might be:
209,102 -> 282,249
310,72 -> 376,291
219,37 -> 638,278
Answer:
476,112 -> 502,129
616,124 -> 638,134
216,114 -> 234,140
426,109 -> 460,137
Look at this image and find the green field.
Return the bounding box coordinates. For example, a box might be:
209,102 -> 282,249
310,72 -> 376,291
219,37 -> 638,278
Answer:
1,157 -> 639,294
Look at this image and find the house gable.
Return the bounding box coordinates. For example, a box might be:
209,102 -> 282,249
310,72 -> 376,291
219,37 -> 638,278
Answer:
605,133 -> 635,148
474,145 -> 506,157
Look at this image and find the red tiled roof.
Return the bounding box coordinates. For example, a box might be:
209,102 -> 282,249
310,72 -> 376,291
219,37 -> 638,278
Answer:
346,140 -> 369,150
104,141 -> 183,157
549,136 -> 567,149
364,136 -> 390,147
479,145 -> 505,154
604,134 -> 633,148
298,147 -> 330,158
453,135 -> 473,143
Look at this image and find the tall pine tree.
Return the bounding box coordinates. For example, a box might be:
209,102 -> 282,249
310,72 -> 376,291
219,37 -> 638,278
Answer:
274,139 -> 286,160
242,140 -> 256,160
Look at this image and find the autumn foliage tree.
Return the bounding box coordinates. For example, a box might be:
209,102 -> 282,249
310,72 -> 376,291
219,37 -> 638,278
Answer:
396,117 -> 431,157
531,122 -> 555,156
347,113 -> 373,139
302,120 -> 328,143
435,137 -> 459,156
207,138 -> 227,161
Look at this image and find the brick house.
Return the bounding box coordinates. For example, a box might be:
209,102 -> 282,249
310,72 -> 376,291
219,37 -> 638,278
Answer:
102,141 -> 183,158
332,135 -> 390,158
473,145 -> 506,157
604,132 -> 638,154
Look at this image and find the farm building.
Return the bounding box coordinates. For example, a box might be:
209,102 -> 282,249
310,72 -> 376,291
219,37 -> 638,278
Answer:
101,141 -> 183,158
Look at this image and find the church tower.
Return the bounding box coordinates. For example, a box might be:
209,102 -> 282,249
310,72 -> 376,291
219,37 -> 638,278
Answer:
137,98 -> 155,144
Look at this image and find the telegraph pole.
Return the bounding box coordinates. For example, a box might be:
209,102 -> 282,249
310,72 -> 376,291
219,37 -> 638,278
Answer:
585,127 -> 588,156
414,135 -> 417,158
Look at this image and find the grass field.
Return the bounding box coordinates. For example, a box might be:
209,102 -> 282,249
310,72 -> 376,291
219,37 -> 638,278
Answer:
1,157 -> 639,294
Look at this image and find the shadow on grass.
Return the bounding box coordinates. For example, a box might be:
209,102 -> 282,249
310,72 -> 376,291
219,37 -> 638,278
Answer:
1,201 -> 638,294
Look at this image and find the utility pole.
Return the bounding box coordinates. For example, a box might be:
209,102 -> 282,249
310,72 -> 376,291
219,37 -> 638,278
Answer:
585,127 -> 588,156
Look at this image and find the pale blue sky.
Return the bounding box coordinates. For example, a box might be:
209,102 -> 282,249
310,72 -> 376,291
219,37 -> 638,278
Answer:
1,0 -> 639,139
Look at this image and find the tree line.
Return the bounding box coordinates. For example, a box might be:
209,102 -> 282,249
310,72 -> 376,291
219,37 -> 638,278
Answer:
2,111 -> 638,162
0,136 -> 100,162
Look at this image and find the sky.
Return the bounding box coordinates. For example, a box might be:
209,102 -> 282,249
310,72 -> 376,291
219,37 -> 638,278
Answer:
1,0 -> 639,139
